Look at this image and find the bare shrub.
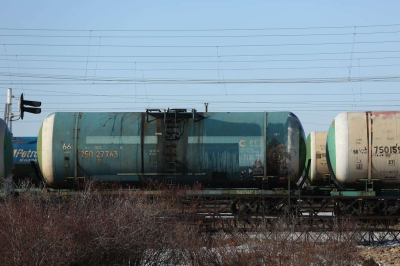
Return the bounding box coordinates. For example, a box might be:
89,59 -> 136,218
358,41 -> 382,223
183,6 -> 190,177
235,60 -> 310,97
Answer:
0,187 -> 361,265
0,186 -> 185,265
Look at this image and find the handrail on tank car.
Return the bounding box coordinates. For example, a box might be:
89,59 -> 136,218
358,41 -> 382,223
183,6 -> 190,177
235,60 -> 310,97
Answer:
147,108 -> 199,122
146,109 -> 161,122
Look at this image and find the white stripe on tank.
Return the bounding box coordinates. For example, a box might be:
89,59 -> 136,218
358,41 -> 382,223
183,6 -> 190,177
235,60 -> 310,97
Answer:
86,136 -> 157,144
86,136 -> 264,145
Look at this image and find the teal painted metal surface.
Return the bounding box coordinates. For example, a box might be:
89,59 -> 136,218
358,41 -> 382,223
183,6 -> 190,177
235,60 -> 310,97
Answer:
38,111 -> 306,188
330,191 -> 376,197
0,118 -> 13,181
326,120 -> 337,180
186,189 -> 300,196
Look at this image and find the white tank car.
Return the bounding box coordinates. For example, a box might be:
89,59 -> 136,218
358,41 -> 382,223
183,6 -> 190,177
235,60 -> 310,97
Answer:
326,111 -> 400,188
306,132 -> 330,185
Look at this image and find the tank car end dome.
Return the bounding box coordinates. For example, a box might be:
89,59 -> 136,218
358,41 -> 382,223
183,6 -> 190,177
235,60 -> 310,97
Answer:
326,112 -> 365,188
306,131 -> 329,185
286,112 -> 307,183
37,113 -> 57,187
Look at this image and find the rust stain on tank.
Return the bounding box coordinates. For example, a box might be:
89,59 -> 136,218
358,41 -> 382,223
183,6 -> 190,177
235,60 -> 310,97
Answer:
266,142 -> 291,176
372,111 -> 398,119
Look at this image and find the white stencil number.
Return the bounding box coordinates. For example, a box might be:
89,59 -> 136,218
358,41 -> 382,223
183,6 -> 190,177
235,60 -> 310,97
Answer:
62,143 -> 72,151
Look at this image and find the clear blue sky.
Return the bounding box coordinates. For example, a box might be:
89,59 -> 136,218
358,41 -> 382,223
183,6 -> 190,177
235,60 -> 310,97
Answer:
0,0 -> 399,136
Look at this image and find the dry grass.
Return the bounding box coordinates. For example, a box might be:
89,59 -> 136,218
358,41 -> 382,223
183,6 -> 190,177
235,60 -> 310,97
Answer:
0,183 -> 362,265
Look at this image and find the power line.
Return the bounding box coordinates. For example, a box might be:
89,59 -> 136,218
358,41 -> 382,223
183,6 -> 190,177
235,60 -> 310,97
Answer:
32,101 -> 400,109
3,40 -> 400,48
6,106 -> 400,111
17,92 -> 400,98
2,49 -> 400,58
1,23 -> 400,32
1,55 -> 400,64
1,62 -> 399,72
7,87 -> 400,98
1,79 -> 400,85
39,99 -> 400,105
1,30 -> 400,38
1,72 -> 400,84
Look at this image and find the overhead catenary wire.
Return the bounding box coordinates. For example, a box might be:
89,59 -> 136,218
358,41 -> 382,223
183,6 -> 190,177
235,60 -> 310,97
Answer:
7,87 -> 400,97
1,55 -> 400,64
3,40 -> 400,48
1,22 -> 400,32
2,23 -> 400,138
1,79 -> 400,85
36,99 -> 400,105
1,72 -> 400,84
1,27 -> 396,109
1,30 -> 400,38
5,105 -> 396,110
2,49 -> 400,58
1,62 -> 400,72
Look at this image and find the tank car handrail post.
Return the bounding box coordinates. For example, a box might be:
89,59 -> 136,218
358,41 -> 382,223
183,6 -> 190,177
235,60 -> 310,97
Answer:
146,109 -> 162,122
367,111 -> 372,182
175,109 -> 177,124
73,113 -> 80,180
263,113 -> 268,190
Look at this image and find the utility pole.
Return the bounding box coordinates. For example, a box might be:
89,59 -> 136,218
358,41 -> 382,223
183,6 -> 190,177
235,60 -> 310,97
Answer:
204,103 -> 209,112
4,88 -> 13,132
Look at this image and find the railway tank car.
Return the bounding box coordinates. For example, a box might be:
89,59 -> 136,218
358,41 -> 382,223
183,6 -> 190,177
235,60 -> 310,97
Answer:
327,111 -> 400,189
305,132 -> 330,185
0,119 -> 13,182
37,110 -> 306,189
12,137 -> 38,183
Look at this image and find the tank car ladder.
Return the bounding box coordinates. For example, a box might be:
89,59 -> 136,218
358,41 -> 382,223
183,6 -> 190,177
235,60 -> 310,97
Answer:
164,109 -> 183,184
146,108 -> 200,185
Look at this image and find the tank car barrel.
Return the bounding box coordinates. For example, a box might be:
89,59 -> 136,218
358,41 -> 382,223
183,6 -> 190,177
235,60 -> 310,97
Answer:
37,111 -> 306,189
327,111 -> 400,189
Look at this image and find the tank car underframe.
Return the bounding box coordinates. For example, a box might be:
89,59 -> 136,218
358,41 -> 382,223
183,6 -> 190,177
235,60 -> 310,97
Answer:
3,188 -> 400,244
187,211 -> 400,245
180,192 -> 400,244
182,192 -> 400,219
